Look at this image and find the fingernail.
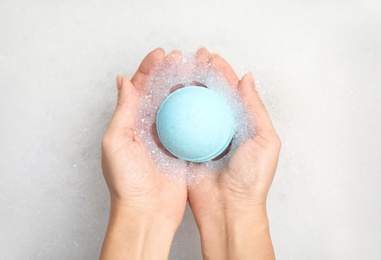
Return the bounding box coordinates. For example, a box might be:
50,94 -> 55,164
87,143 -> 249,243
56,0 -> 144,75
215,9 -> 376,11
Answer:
116,75 -> 123,91
197,46 -> 208,52
155,47 -> 165,54
248,71 -> 256,89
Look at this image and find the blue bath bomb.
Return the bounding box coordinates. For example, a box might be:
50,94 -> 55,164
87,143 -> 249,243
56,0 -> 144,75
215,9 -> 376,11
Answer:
156,86 -> 235,162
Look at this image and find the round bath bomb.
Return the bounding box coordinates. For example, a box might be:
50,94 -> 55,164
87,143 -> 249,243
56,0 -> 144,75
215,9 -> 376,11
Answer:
156,86 -> 235,162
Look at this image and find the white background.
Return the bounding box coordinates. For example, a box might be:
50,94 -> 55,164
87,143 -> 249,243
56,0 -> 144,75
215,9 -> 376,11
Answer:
1,0 -> 380,259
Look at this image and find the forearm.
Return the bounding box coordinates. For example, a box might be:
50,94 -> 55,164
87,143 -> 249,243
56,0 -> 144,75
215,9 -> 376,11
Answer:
198,206 -> 275,260
100,205 -> 176,260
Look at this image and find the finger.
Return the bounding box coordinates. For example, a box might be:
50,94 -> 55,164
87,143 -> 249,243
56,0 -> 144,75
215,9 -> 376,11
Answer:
108,76 -> 137,139
209,53 -> 239,89
164,49 -> 182,64
165,49 -> 192,78
238,72 -> 275,135
131,47 -> 165,90
196,47 -> 211,68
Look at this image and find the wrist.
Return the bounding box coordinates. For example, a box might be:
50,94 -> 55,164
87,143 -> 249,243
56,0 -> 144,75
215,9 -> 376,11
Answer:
100,202 -> 177,260
110,196 -> 181,231
197,202 -> 267,232
197,204 -> 274,260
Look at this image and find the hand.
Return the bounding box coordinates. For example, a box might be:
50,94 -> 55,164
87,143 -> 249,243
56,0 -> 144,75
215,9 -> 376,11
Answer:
100,48 -> 188,260
188,48 -> 281,260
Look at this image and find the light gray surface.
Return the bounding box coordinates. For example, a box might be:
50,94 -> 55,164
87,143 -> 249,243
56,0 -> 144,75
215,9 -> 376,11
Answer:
1,0 -> 381,259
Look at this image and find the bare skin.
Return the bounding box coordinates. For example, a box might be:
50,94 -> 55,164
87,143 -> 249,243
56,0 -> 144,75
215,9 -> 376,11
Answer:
100,48 -> 187,260
188,48 -> 281,260
100,48 -> 281,260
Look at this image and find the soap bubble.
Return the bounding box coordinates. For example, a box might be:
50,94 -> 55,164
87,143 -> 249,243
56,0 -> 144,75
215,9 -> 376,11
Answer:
135,52 -> 255,184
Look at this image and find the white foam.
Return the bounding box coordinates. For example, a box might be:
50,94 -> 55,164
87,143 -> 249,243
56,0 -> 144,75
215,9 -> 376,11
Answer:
134,53 -> 255,184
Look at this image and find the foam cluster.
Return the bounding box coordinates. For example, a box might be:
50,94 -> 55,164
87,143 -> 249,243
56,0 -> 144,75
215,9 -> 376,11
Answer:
134,53 -> 255,183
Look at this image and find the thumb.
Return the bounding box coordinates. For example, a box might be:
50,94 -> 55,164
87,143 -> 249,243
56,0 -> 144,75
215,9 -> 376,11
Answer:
107,75 -> 137,139
238,72 -> 275,136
